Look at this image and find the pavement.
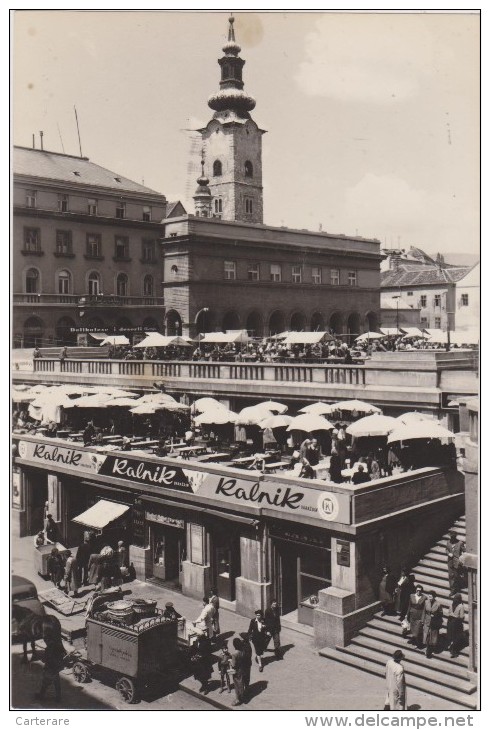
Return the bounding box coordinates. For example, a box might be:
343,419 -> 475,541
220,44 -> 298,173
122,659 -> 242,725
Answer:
12,534 -> 464,712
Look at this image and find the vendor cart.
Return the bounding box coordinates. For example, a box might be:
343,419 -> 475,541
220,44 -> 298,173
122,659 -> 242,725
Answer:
70,596 -> 185,703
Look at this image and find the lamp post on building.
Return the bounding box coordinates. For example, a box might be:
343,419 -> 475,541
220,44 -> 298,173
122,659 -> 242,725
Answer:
446,311 -> 454,351
392,295 -> 401,334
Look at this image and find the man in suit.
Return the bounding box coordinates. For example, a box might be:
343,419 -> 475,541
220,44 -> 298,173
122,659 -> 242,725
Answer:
230,638 -> 246,706
446,531 -> 466,596
265,599 -> 282,660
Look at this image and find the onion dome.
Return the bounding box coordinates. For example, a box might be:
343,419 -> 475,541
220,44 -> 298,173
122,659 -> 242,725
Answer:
207,15 -> 256,118
194,158 -> 212,199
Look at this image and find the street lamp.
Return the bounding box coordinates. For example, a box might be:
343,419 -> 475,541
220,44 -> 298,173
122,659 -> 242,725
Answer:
392,295 -> 401,333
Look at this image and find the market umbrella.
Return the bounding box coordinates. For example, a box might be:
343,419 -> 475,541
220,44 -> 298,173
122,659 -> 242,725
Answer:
329,399 -> 381,415
236,404 -> 275,426
12,389 -> 37,403
255,400 -> 288,414
287,414 -> 334,432
129,403 -> 160,415
346,414 -> 398,438
191,397 -> 228,414
259,414 -> 293,430
134,333 -> 192,348
299,402 -> 335,415
105,397 -> 142,408
387,422 -> 455,444
194,409 -> 238,426
395,412 -> 432,426
355,332 -> 384,342
69,393 -> 114,408
133,393 -> 178,406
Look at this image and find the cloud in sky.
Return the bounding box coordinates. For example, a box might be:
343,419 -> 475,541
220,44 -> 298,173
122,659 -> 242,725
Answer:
295,14 -> 437,103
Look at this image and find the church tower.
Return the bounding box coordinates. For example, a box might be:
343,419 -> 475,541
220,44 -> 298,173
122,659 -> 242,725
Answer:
199,15 -> 266,224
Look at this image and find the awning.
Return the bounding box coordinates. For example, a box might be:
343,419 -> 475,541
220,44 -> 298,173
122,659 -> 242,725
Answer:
199,331 -> 250,344
282,331 -> 333,345
401,327 -> 427,338
72,500 -> 129,529
380,327 -> 402,336
100,335 -> 130,346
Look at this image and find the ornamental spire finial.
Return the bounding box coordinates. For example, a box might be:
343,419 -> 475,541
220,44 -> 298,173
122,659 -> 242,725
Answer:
228,14 -> 235,42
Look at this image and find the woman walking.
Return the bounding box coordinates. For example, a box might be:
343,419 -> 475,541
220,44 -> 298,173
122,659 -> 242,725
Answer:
447,593 -> 465,658
397,570 -> 415,623
406,584 -> 426,649
422,590 -> 443,658
248,609 -> 269,673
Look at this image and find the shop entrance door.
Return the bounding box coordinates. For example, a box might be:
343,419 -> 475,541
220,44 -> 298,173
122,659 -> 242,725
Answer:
275,544 -> 298,615
28,472 -> 48,535
212,528 -> 241,601
152,527 -> 183,587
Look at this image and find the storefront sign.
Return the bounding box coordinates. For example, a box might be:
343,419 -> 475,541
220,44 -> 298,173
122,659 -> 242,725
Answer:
99,456 -> 194,492
190,523 -> 204,565
269,524 -> 331,549
17,440 -> 106,473
145,512 -> 184,529
12,469 -> 21,509
336,539 -> 351,567
196,475 -> 351,525
132,498 -> 146,547
47,475 -> 60,522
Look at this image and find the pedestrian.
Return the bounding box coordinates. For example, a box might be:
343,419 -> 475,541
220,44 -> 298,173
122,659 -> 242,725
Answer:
47,547 -> 64,589
352,463 -> 371,484
384,650 -> 406,711
248,609 -> 269,672
209,586 -> 220,636
241,634 -> 253,691
117,540 -> 129,570
217,642 -> 232,693
44,514 -> 58,544
265,598 -> 282,659
190,636 -> 213,695
34,531 -> 45,547
329,448 -> 343,483
163,601 -> 182,620
63,550 -> 80,597
230,637 -> 246,706
370,453 -> 381,480
379,566 -> 398,615
195,595 -> 216,640
422,590 -> 443,658
34,625 -> 66,704
397,570 -> 415,623
446,531 -> 465,596
76,535 -> 91,586
406,584 -> 426,649
87,552 -> 101,587
447,593 -> 465,658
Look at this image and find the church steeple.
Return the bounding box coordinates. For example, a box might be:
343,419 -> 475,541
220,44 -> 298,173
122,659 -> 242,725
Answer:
193,154 -> 212,217
198,14 -> 266,224
208,15 -> 256,118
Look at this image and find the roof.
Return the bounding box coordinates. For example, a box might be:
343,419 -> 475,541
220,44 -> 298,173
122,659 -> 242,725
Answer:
72,500 -> 129,530
166,201 -> 187,218
382,265 -> 471,288
14,146 -> 163,197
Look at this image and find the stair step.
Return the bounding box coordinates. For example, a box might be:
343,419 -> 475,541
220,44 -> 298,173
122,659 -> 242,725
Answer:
357,629 -> 470,675
418,557 -> 448,570
318,647 -> 477,710
372,614 -> 469,644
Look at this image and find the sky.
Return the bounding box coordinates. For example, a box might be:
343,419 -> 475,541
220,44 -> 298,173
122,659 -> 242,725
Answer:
12,10 -> 480,258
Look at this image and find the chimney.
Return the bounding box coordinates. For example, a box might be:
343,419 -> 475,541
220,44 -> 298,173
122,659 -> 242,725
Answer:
40,131 -> 44,151
32,134 -> 35,149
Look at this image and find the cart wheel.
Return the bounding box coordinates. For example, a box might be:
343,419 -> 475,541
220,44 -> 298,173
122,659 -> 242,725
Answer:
116,676 -> 138,704
73,661 -> 89,683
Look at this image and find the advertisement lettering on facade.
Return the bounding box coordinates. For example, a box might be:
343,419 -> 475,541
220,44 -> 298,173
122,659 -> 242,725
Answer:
17,440 -> 106,472
98,456 -> 195,492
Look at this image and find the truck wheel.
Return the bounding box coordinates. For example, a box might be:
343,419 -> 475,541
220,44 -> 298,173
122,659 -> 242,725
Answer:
73,661 -> 89,683
116,676 -> 138,704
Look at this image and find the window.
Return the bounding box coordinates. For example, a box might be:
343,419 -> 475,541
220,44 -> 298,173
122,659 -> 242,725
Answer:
143,274 -> 154,296
421,316 -> 428,325
58,194 -> 69,213
87,198 -> 98,216
213,160 -> 222,176
245,160 -> 253,178
348,271 -> 357,287
435,317 -> 441,328
434,295 -> 441,307
142,206 -> 152,222
407,291 -> 413,296
420,295 -> 427,307
25,268 -> 39,293
116,273 -> 129,296
55,230 -> 72,255
312,266 -> 322,285
86,233 -> 102,258
23,228 -> 41,253
248,263 -> 260,281
270,264 -> 281,282
461,293 -> 469,306
141,239 -> 156,263
214,198 -> 223,214
114,236 -> 129,260
292,265 -> 302,283
88,271 -> 101,296
57,270 -> 71,295
245,197 -> 253,214
26,190 -> 36,208
330,269 -> 340,286
224,261 -> 236,280
116,201 -> 126,219
171,265 -> 178,277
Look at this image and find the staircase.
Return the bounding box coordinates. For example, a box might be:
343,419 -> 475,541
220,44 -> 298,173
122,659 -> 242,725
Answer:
320,516 -> 478,709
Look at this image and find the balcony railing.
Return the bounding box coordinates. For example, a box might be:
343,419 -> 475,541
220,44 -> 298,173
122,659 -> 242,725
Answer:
13,293 -> 165,306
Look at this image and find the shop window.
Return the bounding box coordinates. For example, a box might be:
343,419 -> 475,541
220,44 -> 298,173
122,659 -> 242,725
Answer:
299,548 -> 331,604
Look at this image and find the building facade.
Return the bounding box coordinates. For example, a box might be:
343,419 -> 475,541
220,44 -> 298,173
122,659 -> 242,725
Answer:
162,17 -> 381,339
13,146 -> 184,347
